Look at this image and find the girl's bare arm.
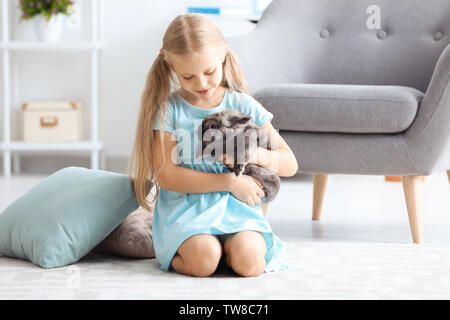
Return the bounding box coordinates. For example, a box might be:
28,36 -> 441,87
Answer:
153,130 -> 236,193
254,121 -> 299,177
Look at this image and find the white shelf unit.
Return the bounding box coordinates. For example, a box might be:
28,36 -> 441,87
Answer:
0,0 -> 104,177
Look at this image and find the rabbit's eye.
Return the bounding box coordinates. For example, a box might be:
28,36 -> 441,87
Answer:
210,124 -> 218,129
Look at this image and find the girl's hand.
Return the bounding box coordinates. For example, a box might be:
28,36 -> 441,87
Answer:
228,174 -> 265,206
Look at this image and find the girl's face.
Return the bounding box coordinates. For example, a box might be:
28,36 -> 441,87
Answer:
166,46 -> 226,103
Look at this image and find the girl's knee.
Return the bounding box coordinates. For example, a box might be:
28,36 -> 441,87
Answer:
177,234 -> 222,277
232,251 -> 266,277
225,231 -> 267,277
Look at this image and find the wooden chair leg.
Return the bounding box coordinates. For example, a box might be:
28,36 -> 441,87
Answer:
401,175 -> 424,244
312,174 -> 328,220
447,170 -> 450,184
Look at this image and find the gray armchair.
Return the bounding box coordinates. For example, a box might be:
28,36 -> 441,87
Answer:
227,0 -> 450,243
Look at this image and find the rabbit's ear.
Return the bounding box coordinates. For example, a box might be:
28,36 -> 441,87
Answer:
229,115 -> 251,127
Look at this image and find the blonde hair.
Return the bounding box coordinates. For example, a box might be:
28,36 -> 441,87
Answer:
128,13 -> 249,211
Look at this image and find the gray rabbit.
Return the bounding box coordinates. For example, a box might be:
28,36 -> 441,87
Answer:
198,110 -> 280,202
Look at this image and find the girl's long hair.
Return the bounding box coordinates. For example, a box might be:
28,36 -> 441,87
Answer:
128,13 -> 249,211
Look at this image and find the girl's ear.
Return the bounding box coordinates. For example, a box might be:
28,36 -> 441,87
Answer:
159,49 -> 166,60
160,49 -> 171,65
221,46 -> 229,63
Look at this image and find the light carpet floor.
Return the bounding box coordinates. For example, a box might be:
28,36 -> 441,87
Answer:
1,172 -> 449,299
1,237 -> 450,299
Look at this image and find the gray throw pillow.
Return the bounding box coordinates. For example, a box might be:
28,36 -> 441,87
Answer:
92,192 -> 156,259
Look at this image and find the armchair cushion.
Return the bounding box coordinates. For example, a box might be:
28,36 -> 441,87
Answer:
254,84 -> 424,134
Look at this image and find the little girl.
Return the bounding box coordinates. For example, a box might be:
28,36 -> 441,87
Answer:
129,13 -> 298,277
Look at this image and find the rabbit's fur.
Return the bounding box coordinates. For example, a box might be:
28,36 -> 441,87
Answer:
199,110 -> 280,202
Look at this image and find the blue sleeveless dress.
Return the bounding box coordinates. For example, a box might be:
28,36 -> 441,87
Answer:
152,88 -> 287,273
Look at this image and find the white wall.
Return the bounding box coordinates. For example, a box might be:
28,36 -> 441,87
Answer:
100,0 -> 255,158
1,0 -> 256,173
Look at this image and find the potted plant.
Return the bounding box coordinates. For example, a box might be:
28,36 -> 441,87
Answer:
19,0 -> 74,43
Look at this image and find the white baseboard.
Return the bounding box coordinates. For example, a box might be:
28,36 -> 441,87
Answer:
0,154 -> 130,175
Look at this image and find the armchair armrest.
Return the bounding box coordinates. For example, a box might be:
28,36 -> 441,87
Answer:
405,43 -> 450,173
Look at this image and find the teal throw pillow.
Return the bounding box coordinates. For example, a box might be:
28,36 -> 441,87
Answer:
0,166 -> 139,268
